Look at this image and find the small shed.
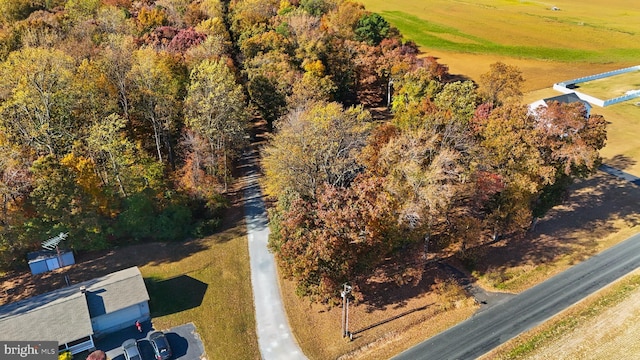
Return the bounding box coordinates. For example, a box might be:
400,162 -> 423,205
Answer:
27,250 -> 76,275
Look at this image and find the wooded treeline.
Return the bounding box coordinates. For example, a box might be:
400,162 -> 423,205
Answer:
0,0 -> 440,269
0,0 -> 606,300
0,0 -> 250,268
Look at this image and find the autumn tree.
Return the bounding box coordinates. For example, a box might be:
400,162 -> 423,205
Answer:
0,47 -> 77,157
477,62 -> 524,106
271,176 -> 398,301
184,58 -> 248,191
176,130 -> 226,213
26,154 -> 108,251
65,0 -> 101,22
229,0 -> 279,37
0,0 -> 43,24
99,34 -> 137,120
379,114 -> 477,244
531,101 -> 607,214
534,101 -> 606,175
322,1 -> 366,40
262,101 -> 372,200
433,81 -> 479,123
87,114 -> 134,197
244,51 -> 298,129
476,102 -> 554,235
128,47 -> 182,164
391,67 -> 444,116
0,139 -> 32,229
73,59 -> 119,128
287,60 -> 336,108
376,38 -> 420,107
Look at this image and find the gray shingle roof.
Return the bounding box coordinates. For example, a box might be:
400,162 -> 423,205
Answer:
544,93 -> 592,109
0,287 -> 93,343
0,267 -> 149,343
85,267 -> 149,317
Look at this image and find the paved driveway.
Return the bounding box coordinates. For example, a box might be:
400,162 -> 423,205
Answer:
98,322 -> 205,360
242,148 -> 307,360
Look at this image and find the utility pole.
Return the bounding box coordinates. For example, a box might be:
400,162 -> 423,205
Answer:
341,283 -> 352,339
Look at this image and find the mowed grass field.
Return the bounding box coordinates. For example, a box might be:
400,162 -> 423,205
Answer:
574,69 -> 640,99
139,225 -> 260,360
359,0 -> 640,90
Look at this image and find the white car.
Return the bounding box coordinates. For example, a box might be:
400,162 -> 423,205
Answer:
122,339 -> 142,360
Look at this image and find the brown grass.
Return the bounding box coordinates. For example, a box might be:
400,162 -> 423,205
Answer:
280,258 -> 478,360
426,49 -> 635,93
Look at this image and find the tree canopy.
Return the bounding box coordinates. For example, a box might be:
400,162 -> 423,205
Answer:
0,0 -> 608,309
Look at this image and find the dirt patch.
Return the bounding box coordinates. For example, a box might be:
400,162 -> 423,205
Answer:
425,49 -> 637,93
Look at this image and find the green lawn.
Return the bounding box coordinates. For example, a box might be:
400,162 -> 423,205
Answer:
574,70 -> 640,99
139,225 -> 260,360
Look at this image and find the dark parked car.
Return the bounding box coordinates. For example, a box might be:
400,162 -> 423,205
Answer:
149,331 -> 172,360
122,339 -> 142,360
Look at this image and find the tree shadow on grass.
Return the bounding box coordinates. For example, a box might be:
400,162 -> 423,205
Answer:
145,275 -> 208,317
447,73 -> 472,83
474,171 -> 640,284
351,302 -> 434,338
358,256 -> 451,312
603,154 -> 637,171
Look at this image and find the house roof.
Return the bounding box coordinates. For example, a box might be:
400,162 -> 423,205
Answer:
85,267 -> 149,318
543,93 -> 592,109
0,267 -> 149,343
0,286 -> 93,343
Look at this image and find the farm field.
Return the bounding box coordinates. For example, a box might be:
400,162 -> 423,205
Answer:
359,0 -> 640,91
483,271 -> 640,360
359,0 -> 640,177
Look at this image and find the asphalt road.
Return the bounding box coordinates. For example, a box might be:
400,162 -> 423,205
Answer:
394,232 -> 640,360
